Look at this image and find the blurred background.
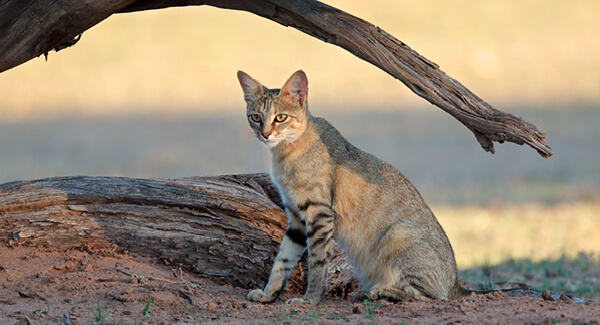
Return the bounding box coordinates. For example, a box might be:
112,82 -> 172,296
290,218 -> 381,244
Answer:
1,0 -> 599,285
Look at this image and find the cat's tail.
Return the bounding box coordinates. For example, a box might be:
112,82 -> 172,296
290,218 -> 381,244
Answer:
449,281 -> 472,299
453,281 -> 587,303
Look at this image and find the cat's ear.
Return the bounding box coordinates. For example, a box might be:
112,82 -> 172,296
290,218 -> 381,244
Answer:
237,71 -> 264,102
280,70 -> 308,106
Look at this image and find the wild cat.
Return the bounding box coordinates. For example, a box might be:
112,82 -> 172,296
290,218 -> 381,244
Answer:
237,70 -> 469,305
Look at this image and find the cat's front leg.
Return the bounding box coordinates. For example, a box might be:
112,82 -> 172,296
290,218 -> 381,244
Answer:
247,210 -> 307,303
287,208 -> 336,306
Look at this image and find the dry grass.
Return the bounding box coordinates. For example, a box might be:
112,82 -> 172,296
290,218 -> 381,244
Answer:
460,252 -> 600,300
437,202 -> 600,268
442,202 -> 600,299
1,1 -> 599,119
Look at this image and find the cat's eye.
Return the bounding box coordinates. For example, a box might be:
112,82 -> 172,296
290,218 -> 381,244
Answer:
250,114 -> 262,123
275,114 -> 288,123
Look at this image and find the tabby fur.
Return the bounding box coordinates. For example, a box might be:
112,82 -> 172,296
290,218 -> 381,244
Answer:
237,70 -> 468,305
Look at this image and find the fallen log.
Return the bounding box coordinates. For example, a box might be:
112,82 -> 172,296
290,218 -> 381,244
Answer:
0,174 -> 357,297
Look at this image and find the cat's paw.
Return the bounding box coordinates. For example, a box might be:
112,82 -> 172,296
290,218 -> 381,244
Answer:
285,297 -> 309,305
247,289 -> 275,303
351,289 -> 371,302
286,295 -> 322,305
352,287 -> 416,303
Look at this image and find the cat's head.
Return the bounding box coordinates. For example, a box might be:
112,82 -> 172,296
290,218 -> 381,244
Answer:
237,70 -> 309,148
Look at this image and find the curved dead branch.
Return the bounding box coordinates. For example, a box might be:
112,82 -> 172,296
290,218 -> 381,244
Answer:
0,0 -> 552,157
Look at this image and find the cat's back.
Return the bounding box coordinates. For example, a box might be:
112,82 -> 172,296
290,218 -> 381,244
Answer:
311,116 -> 381,169
311,116 -> 437,223
312,116 -> 413,190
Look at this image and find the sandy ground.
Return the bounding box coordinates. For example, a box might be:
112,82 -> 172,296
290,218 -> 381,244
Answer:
1,246 -> 598,325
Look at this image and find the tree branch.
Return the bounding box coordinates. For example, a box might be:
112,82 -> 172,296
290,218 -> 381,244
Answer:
0,0 -> 552,157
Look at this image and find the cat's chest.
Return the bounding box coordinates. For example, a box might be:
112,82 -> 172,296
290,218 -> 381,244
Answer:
270,152 -> 332,208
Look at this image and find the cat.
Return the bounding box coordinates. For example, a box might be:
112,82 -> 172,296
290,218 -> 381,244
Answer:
237,70 -> 469,305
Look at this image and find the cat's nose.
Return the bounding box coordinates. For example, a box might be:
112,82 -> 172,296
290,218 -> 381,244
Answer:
262,132 -> 271,139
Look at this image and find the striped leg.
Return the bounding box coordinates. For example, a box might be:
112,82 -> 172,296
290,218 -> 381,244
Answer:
287,207 -> 335,305
247,209 -> 307,303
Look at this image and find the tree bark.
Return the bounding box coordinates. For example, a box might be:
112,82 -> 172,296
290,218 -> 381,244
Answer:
0,174 -> 357,297
0,0 -> 552,158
